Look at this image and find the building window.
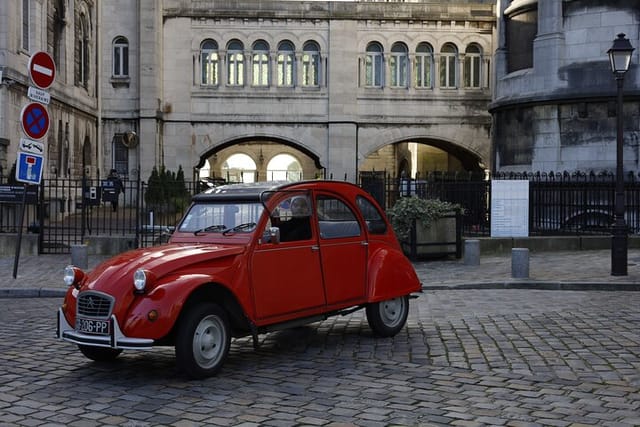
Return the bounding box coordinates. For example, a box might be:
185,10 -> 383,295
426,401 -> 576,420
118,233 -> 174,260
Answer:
277,41 -> 295,87
464,44 -> 482,88
22,0 -> 30,51
302,41 -> 320,87
365,42 -> 383,87
76,11 -> 90,88
414,42 -> 433,89
439,43 -> 457,89
252,40 -> 270,87
390,42 -> 408,88
227,40 -> 244,86
113,36 -> 129,77
200,39 -> 219,86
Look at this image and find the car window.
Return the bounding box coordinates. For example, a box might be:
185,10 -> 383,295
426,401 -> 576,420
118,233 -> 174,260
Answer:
178,202 -> 263,233
271,194 -> 312,242
356,196 -> 387,234
317,195 -> 361,239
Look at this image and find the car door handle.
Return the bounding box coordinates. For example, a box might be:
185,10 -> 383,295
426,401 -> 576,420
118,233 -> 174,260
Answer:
361,241 -> 369,246
311,245 -> 320,251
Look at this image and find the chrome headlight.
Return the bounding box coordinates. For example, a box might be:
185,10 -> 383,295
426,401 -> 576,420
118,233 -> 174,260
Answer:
63,265 -> 85,289
133,269 -> 147,292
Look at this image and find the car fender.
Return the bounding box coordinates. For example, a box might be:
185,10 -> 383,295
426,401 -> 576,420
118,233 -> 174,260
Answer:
121,273 -> 241,339
366,246 -> 421,303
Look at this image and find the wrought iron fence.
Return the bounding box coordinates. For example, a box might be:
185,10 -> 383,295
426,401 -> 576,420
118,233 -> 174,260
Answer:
2,171 -> 640,254
358,170 -> 640,237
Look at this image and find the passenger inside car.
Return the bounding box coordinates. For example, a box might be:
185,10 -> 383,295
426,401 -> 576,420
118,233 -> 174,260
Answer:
278,196 -> 312,241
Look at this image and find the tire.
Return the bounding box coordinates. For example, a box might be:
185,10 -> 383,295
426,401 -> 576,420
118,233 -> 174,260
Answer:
366,295 -> 409,337
175,303 -> 231,379
78,345 -> 122,362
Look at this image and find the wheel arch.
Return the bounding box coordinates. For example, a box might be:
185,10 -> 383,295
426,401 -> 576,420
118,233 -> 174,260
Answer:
367,247 -> 422,302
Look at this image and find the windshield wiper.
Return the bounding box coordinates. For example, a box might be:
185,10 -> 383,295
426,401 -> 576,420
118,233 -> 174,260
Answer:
222,222 -> 257,235
194,224 -> 226,235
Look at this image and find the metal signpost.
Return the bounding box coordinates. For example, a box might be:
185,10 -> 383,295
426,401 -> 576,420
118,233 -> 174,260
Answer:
13,51 -> 55,278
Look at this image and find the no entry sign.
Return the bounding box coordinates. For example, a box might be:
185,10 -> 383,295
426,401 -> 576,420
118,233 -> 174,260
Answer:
28,51 -> 56,89
20,102 -> 50,140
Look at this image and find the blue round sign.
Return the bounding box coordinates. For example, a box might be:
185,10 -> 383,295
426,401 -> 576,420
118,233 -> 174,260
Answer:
20,102 -> 50,140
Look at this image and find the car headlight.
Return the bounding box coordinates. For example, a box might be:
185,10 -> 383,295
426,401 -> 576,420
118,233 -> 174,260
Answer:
63,265 -> 85,289
133,269 -> 147,293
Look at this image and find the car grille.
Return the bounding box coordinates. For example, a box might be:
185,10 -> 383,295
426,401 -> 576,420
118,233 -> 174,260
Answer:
77,292 -> 114,318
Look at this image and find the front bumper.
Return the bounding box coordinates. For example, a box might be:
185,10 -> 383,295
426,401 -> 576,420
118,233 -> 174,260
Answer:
57,308 -> 154,350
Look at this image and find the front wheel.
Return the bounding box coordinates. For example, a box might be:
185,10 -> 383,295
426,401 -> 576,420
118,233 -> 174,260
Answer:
175,303 -> 231,379
366,295 -> 409,337
78,345 -> 122,362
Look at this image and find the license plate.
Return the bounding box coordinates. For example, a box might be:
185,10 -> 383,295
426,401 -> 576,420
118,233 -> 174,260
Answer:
76,317 -> 110,335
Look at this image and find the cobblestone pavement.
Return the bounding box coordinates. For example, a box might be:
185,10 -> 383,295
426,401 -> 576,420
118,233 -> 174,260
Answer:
1,289 -> 639,426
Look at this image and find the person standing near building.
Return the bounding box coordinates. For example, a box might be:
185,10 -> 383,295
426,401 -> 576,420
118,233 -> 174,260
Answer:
107,169 -> 124,211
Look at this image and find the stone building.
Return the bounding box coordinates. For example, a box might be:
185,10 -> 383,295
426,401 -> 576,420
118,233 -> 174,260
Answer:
1,0 -> 495,186
0,0 -> 99,180
492,0 -> 640,175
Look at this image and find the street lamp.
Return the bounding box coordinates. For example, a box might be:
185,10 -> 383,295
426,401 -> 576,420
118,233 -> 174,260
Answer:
607,33 -> 634,276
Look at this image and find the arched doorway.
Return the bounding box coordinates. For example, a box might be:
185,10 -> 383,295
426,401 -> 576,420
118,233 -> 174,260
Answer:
221,153 -> 257,183
266,154 -> 302,181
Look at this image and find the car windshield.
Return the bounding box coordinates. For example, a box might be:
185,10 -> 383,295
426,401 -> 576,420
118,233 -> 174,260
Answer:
178,202 -> 264,234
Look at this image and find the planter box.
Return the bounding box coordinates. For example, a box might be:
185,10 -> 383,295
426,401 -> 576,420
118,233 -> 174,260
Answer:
401,211 -> 462,260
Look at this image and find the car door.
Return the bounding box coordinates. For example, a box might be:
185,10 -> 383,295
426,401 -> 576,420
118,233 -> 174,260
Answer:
250,193 -> 326,321
315,193 -> 367,306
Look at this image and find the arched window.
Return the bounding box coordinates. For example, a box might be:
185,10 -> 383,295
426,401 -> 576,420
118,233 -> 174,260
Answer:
222,153 -> 256,183
227,40 -> 244,86
267,154 -> 303,182
277,41 -> 295,87
365,42 -> 383,87
200,39 -> 219,86
414,42 -> 433,88
439,43 -> 458,89
390,42 -> 408,88
252,40 -> 270,87
464,44 -> 482,88
302,41 -> 320,87
113,36 -> 129,77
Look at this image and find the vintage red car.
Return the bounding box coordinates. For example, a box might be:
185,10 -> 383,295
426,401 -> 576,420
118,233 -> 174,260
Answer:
57,180 -> 422,378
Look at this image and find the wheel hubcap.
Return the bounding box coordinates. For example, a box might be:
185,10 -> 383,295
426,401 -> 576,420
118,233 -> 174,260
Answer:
193,315 -> 225,368
380,297 -> 405,327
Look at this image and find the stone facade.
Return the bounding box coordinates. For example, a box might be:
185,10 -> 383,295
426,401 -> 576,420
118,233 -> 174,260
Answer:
1,0 -> 495,185
492,0 -> 640,175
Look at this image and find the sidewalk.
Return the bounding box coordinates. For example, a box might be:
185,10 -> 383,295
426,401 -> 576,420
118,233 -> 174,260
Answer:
2,248 -> 640,298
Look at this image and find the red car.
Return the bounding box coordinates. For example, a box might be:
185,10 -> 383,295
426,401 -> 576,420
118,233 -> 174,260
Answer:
57,180 -> 422,378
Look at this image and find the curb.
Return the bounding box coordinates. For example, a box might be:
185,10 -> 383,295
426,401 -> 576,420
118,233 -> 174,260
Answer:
423,281 -> 640,291
0,288 -> 66,298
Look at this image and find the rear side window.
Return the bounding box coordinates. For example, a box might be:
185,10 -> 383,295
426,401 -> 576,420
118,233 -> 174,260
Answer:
356,196 -> 387,235
316,196 -> 361,239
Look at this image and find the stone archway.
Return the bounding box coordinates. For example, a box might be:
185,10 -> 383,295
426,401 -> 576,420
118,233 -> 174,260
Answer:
196,138 -> 324,183
360,139 -> 485,178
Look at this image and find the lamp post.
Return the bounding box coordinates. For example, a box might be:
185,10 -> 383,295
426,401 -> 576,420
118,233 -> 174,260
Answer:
607,33 -> 634,276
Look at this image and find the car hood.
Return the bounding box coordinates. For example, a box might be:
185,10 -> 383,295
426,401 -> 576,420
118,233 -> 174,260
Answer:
82,243 -> 245,295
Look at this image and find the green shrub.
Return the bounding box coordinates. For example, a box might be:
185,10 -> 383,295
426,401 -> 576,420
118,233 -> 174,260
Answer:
387,197 -> 462,241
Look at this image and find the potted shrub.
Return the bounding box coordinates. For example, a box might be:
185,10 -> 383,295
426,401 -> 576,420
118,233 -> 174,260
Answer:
387,197 -> 463,259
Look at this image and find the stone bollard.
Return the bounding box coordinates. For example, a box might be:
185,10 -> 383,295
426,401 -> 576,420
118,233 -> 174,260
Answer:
464,239 -> 480,266
511,248 -> 529,278
71,244 -> 88,270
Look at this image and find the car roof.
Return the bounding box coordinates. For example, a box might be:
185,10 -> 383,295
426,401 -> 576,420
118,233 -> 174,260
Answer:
191,180 -> 366,202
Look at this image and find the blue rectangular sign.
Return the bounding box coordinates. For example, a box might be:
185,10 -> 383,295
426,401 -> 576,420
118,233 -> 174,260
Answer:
16,151 -> 44,185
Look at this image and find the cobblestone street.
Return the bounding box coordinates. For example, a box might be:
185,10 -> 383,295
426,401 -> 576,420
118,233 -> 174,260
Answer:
1,290 -> 639,426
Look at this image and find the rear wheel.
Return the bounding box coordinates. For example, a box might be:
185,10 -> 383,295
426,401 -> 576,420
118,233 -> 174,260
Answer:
366,295 -> 409,337
78,345 -> 122,361
175,303 -> 231,379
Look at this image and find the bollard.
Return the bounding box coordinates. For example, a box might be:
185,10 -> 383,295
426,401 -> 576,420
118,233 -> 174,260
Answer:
70,244 -> 89,270
464,239 -> 480,266
511,247 -> 529,278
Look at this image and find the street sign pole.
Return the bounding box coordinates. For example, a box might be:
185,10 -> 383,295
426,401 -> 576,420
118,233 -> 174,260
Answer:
12,184 -> 28,279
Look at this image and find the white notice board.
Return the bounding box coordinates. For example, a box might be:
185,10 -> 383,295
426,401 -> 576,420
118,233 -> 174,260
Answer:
490,180 -> 529,237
